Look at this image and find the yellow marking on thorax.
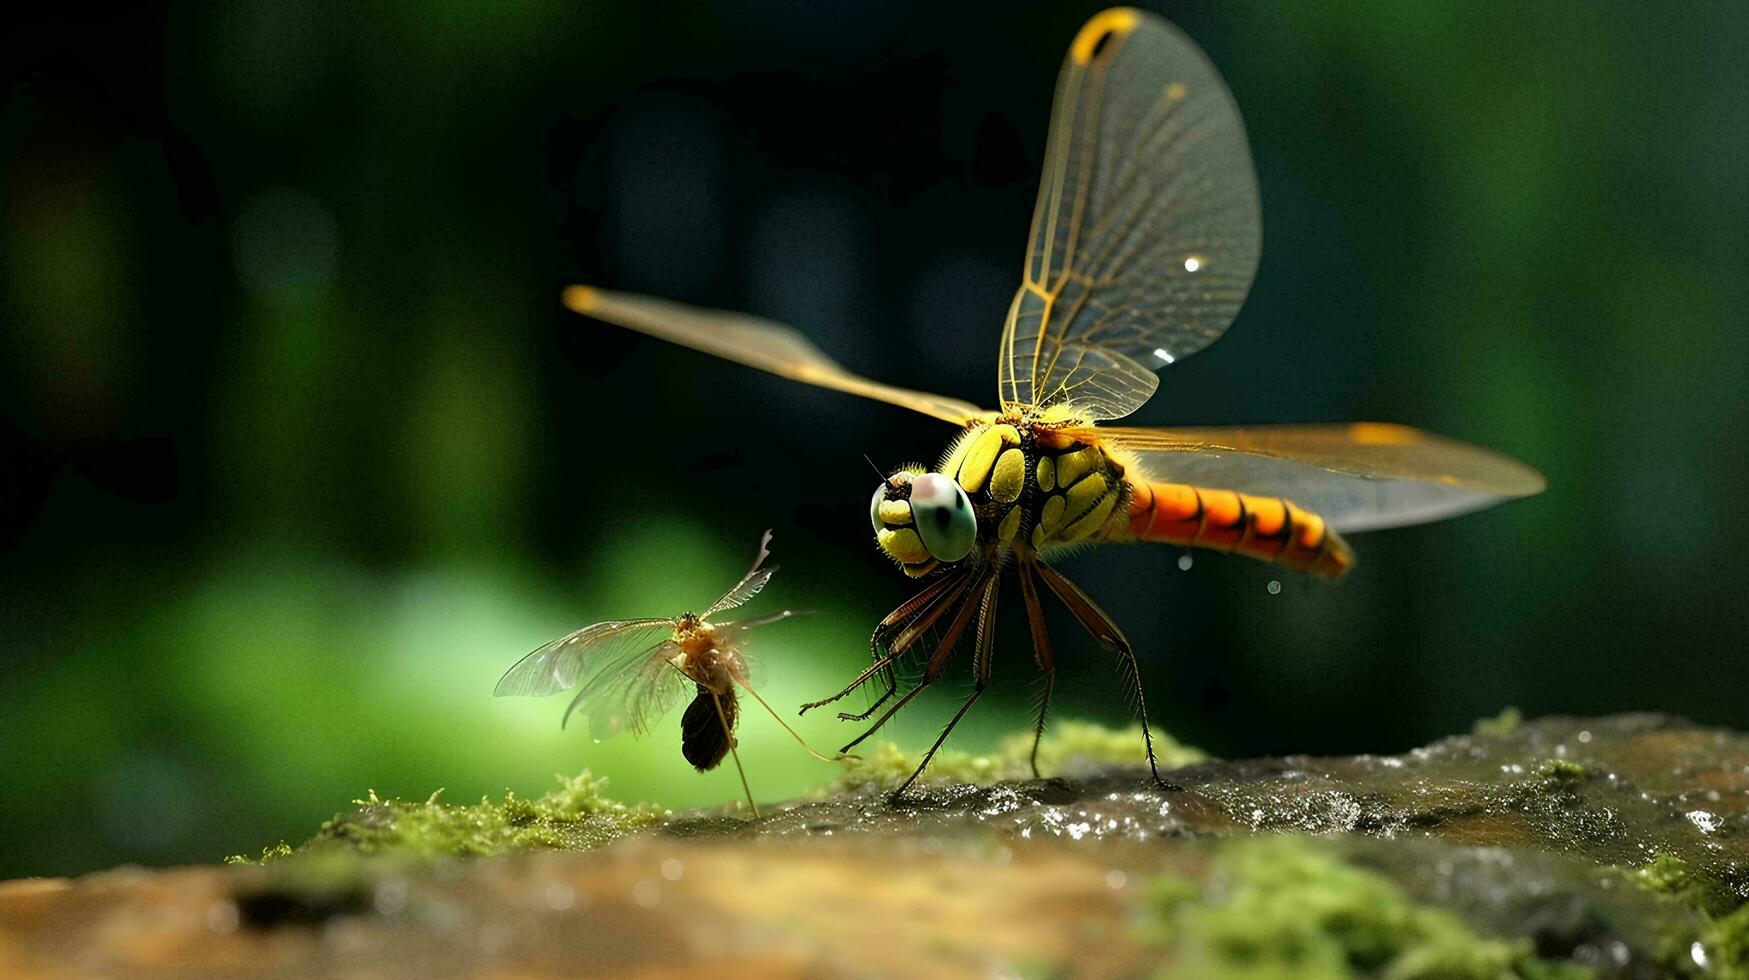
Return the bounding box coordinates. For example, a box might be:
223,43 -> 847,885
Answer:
1029,439 -> 1127,551
955,425 -> 1020,494
990,448 -> 1026,503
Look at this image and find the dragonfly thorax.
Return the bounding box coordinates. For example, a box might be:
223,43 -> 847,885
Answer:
869,418 -> 1130,577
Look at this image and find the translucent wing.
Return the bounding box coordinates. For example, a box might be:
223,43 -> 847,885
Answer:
563,641 -> 692,740
563,286 -> 985,426
713,608 -> 809,691
999,9 -> 1261,421
492,618 -> 673,698
1086,422 -> 1545,532
703,529 -> 776,619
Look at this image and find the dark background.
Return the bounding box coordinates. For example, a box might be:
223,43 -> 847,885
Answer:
3,1 -> 1745,878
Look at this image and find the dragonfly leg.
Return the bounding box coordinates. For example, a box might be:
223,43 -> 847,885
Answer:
891,573 -> 1000,800
891,682 -> 987,799
839,678 -> 932,754
833,672 -> 896,723
799,650 -> 900,716
1033,561 -> 1180,792
799,568 -> 974,716
1017,558 -> 1056,779
839,568 -> 989,754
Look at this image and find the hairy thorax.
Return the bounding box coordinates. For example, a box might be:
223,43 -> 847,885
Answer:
671,615 -> 733,693
940,406 -> 1131,560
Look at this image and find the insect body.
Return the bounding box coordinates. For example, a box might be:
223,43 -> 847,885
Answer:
494,531 -> 834,816
560,8 -> 1545,794
876,413 -> 1354,584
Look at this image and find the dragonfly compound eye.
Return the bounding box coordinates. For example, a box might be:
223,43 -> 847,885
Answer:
870,469 -> 975,573
907,472 -> 977,562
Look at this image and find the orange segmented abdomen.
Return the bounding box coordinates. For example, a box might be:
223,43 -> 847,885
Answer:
1123,480 -> 1354,580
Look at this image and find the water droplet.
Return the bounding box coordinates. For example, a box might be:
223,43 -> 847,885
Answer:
1177,554 -> 1193,571
1152,347 -> 1176,364
1692,941 -> 1711,968
1183,256 -> 1203,272
1266,580 -> 1282,595
1686,810 -> 1722,834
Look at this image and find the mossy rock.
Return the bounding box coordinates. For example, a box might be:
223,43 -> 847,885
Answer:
4,713 -> 1748,978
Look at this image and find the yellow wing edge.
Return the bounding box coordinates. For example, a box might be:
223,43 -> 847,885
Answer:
1082,421 -> 1547,498
561,284 -> 986,427
1070,8 -> 1142,65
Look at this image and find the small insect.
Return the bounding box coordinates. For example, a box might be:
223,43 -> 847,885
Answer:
560,9 -> 1545,794
494,531 -> 834,816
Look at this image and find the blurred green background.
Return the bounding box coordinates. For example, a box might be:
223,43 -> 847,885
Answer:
3,1 -> 1745,879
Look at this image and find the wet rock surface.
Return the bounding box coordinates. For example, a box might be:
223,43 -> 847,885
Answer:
3,714 -> 1747,978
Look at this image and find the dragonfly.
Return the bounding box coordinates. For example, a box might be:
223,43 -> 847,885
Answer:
558,8 -> 1545,795
494,531 -> 837,816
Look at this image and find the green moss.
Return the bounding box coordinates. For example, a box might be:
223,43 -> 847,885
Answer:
831,719 -> 1205,791
1534,758 -> 1588,783
1472,706 -> 1523,738
224,841 -> 294,865
1701,903 -> 1749,979
1144,837 -> 1591,979
1634,853 -> 1693,896
1620,852 -> 1749,974
282,772 -> 665,861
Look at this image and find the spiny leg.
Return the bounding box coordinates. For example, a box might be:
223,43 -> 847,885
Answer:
832,673 -> 897,723
1033,561 -> 1180,792
711,690 -> 759,819
844,568 -> 980,720
891,573 -> 1001,799
800,568 -> 973,716
829,568 -> 980,723
839,569 -> 987,754
1017,557 -> 1056,779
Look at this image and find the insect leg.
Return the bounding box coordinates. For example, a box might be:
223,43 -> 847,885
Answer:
1033,561 -> 1180,792
712,689 -> 759,819
799,568 -> 974,716
892,683 -> 986,799
1017,558 -> 1056,779
838,569 -> 987,754
891,574 -> 1001,799
739,682 -> 855,762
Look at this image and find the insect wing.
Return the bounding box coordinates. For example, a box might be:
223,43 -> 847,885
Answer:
1089,422 -> 1544,532
564,642 -> 692,739
999,9 -> 1261,421
703,529 -> 776,619
493,618 -> 673,698
563,286 -> 985,426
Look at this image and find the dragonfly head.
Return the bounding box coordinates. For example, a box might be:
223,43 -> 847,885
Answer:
869,467 -> 976,577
